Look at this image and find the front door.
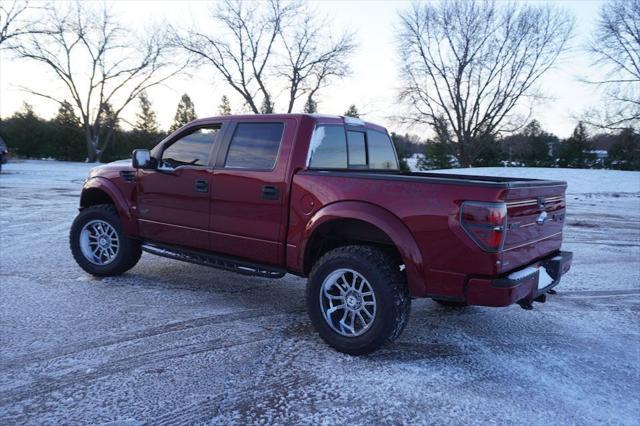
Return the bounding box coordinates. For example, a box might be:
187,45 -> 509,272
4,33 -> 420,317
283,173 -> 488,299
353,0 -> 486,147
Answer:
136,124 -> 222,250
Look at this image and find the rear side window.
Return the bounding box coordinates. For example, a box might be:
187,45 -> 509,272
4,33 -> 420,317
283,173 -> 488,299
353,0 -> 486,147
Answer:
161,127 -> 219,168
367,130 -> 399,170
347,131 -> 367,167
307,125 -> 399,171
308,126 -> 347,168
225,122 -> 284,170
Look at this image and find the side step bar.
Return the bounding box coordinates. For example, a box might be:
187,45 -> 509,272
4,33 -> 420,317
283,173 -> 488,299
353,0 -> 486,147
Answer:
141,243 -> 286,279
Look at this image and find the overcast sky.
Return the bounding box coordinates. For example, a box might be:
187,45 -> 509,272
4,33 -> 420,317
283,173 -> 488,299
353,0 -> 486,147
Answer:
0,0 -> 606,138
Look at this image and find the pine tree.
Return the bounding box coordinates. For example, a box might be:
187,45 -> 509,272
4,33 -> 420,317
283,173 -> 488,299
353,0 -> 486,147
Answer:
170,94 -> 197,132
473,134 -> 504,167
218,95 -> 231,115
9,103 -> 45,158
344,104 -> 360,118
607,128 -> 640,171
52,100 -> 84,161
135,92 -> 159,134
521,120 -> 554,167
98,102 -> 119,133
304,97 -> 317,114
390,132 -> 410,172
54,101 -> 80,127
559,122 -> 596,168
260,97 -> 274,114
15,102 -> 36,120
418,116 -> 454,170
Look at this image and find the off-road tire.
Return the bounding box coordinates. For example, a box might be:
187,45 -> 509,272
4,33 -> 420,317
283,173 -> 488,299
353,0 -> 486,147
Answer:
70,204 -> 141,276
432,298 -> 468,308
307,245 -> 411,355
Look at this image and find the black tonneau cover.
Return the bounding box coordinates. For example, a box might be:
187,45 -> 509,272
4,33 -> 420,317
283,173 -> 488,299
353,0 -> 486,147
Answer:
301,170 -> 567,189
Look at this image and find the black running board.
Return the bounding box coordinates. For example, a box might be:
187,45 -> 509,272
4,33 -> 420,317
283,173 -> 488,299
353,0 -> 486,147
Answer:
141,243 -> 285,279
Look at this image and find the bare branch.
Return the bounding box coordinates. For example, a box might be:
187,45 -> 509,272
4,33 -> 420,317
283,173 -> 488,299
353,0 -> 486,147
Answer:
0,0 -> 48,47
14,2 -> 182,161
584,0 -> 640,130
172,0 -> 354,114
397,0 -> 573,166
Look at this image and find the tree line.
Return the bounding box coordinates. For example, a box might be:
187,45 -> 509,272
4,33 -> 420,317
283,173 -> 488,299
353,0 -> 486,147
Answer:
0,96 -> 368,163
0,0 -> 638,167
2,97 -> 637,170
392,120 -> 639,172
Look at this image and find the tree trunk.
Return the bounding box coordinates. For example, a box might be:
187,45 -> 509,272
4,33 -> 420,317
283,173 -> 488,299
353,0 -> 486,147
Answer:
457,139 -> 471,168
85,135 -> 98,162
97,129 -> 116,163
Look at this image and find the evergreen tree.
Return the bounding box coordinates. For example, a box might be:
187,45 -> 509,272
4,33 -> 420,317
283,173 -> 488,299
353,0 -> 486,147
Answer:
135,92 -> 159,134
5,103 -> 47,158
260,97 -> 274,114
559,122 -> 596,168
390,132 -> 410,172
170,94 -> 197,132
473,134 -> 504,167
607,128 -> 640,171
304,97 -> 318,114
15,102 -> 36,120
98,102 -> 119,134
96,102 -> 120,161
52,100 -> 85,161
344,104 -> 360,118
520,120 -> 555,167
418,116 -> 454,170
54,101 -> 80,127
218,95 -> 231,115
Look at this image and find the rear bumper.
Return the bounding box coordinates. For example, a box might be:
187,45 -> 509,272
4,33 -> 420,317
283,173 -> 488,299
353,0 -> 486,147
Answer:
466,251 -> 573,307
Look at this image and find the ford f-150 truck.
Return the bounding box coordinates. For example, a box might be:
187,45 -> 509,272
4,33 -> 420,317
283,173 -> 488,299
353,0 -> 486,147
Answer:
70,114 -> 573,354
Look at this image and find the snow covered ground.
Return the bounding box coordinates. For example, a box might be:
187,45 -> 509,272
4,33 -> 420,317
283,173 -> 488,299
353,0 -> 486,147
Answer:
1,160 -> 639,424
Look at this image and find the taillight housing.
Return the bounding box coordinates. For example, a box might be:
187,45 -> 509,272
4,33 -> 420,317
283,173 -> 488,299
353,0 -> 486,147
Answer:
460,201 -> 507,252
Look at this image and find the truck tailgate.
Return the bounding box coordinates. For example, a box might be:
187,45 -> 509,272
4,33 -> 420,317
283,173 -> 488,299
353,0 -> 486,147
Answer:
501,183 -> 567,271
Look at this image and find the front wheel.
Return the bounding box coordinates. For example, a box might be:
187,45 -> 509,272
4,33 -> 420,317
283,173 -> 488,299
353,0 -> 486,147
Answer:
70,204 -> 141,276
306,246 -> 411,355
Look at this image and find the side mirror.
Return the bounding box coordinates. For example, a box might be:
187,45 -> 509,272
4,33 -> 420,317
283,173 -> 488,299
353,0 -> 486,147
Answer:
132,149 -> 152,169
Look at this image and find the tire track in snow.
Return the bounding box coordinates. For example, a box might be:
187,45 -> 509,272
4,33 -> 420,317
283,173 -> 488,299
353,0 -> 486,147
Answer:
0,308 -> 294,372
0,330 -> 275,407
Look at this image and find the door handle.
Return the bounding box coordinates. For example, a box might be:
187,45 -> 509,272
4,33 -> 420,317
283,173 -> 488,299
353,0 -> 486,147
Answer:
195,179 -> 208,193
261,185 -> 279,200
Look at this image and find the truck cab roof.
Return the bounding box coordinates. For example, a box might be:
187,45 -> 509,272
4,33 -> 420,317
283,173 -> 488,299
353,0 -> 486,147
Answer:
185,113 -> 388,133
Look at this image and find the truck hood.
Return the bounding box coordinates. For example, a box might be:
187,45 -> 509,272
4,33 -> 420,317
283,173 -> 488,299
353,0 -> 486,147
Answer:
88,159 -> 134,179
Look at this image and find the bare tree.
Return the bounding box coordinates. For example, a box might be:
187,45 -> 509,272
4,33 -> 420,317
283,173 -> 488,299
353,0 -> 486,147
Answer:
0,0 -> 43,46
14,2 -> 182,161
585,0 -> 640,130
173,0 -> 354,114
173,0 -> 290,114
397,0 -> 573,166
278,10 -> 355,113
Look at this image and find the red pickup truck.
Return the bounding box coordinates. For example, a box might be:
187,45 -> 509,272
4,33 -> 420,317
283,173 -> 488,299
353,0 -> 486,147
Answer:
70,114 -> 572,354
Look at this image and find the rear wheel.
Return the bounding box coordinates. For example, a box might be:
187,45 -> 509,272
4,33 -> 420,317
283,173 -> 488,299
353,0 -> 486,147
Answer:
70,204 -> 141,276
306,246 -> 410,355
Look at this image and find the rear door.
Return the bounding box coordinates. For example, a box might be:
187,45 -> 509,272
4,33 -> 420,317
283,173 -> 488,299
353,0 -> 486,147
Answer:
209,118 -> 296,266
136,123 -> 224,250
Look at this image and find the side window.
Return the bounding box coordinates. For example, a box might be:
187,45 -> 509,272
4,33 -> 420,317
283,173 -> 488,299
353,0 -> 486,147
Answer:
225,122 -> 284,170
347,131 -> 367,167
367,130 -> 399,170
161,127 -> 219,168
308,125 -> 347,168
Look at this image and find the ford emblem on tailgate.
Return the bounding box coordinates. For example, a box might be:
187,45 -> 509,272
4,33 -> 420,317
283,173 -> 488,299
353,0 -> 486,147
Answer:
537,211 -> 548,225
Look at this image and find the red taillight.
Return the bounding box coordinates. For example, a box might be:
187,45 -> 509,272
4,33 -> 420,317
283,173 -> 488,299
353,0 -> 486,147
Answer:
460,202 -> 507,251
